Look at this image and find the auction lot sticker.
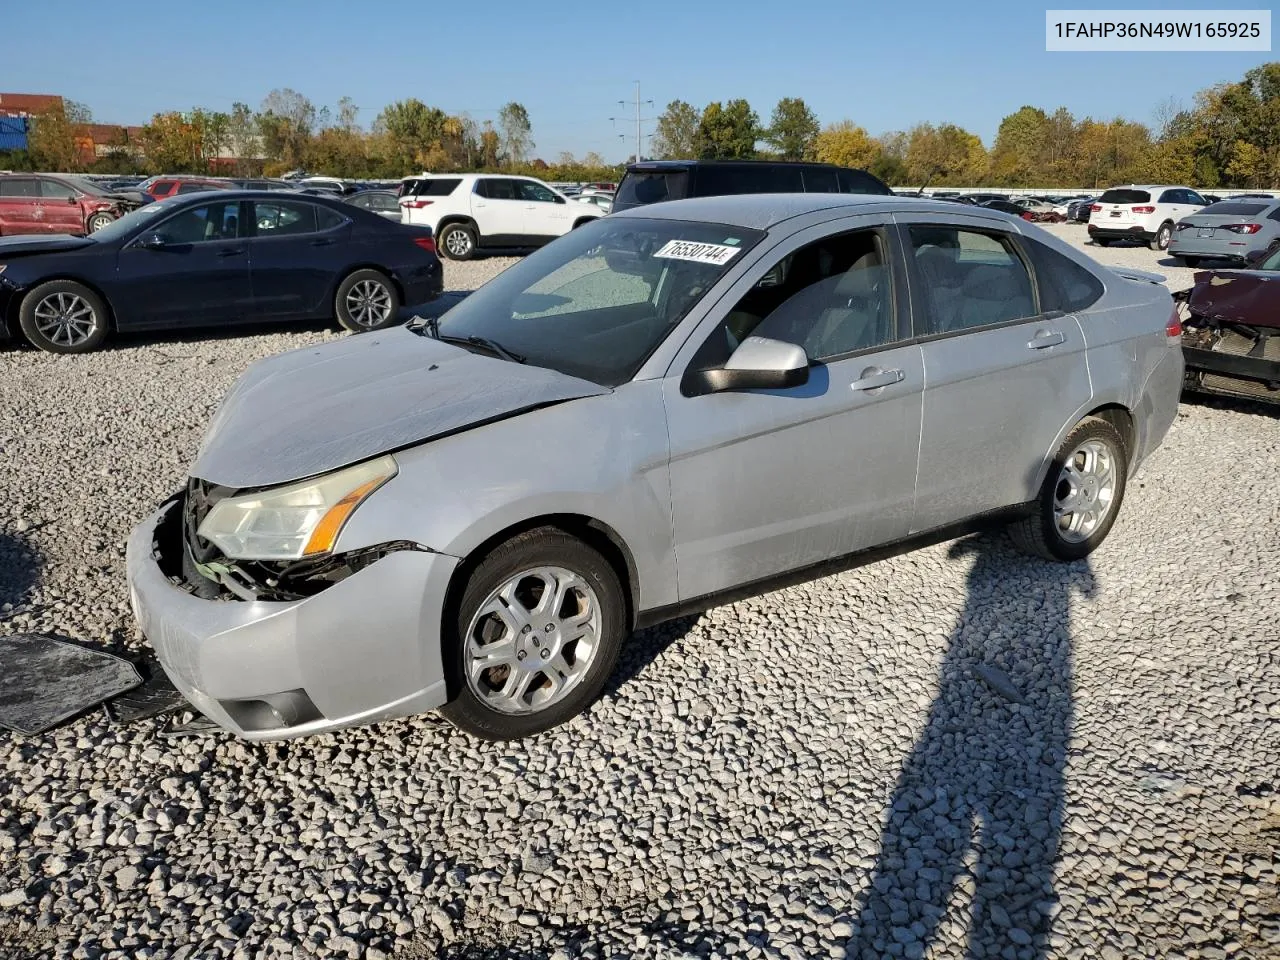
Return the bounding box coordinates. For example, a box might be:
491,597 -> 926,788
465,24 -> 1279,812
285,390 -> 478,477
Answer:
654,240 -> 742,266
1046,10 -> 1271,50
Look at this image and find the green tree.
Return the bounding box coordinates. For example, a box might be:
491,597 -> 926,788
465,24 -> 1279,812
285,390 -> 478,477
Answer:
28,99 -> 93,172
376,99 -> 448,171
498,102 -> 533,165
696,99 -> 759,160
989,106 -> 1049,185
257,88 -> 315,167
904,123 -> 987,185
766,97 -> 819,160
651,100 -> 699,159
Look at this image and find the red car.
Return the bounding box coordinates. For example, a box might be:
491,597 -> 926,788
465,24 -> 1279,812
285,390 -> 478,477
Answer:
0,173 -> 140,237
137,177 -> 235,201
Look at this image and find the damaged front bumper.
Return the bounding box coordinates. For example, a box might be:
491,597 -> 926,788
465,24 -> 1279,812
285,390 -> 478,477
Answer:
125,497 -> 458,740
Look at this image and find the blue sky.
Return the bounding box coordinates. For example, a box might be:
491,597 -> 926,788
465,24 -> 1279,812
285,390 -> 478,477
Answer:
3,0 -> 1273,160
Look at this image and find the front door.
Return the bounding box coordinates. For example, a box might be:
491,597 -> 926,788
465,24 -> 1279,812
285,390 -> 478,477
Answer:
513,179 -> 572,241
897,217 -> 1092,532
663,219 -> 924,601
112,199 -> 252,329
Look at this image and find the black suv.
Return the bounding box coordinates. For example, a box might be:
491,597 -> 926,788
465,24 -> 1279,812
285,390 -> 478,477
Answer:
611,160 -> 893,213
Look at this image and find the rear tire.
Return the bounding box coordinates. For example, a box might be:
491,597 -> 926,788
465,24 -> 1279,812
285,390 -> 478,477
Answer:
19,280 -> 110,355
441,527 -> 626,741
1093,237 -> 1111,247
438,222 -> 477,261
335,269 -> 400,332
1008,417 -> 1128,562
1150,222 -> 1173,251
1178,256 -> 1201,268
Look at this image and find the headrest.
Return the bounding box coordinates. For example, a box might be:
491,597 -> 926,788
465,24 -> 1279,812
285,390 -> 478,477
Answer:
962,264 -> 1021,300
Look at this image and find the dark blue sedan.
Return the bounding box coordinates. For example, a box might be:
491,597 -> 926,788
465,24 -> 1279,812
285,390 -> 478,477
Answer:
0,191 -> 443,354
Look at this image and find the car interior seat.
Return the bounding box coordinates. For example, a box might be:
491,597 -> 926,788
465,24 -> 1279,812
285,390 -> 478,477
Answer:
957,264 -> 1034,329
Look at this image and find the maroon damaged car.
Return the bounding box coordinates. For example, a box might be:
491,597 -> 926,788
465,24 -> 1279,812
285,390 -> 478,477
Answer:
1176,245 -> 1280,405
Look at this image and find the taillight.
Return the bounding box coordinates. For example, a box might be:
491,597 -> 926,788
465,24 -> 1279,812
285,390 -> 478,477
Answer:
1223,223 -> 1262,234
413,236 -> 436,254
401,199 -> 433,209
1132,206 -> 1155,214
1166,306 -> 1182,339
1021,212 -> 1034,220
1090,204 -> 1102,212
1175,221 -> 1192,230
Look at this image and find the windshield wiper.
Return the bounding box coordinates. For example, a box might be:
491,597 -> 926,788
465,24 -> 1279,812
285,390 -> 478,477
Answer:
440,334 -> 526,364
408,314 -> 441,339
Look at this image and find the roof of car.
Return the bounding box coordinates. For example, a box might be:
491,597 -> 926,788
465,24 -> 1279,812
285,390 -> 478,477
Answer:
609,192 -> 1009,231
625,159 -> 850,170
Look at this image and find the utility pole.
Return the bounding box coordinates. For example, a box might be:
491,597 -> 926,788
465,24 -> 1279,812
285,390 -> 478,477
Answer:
609,82 -> 655,163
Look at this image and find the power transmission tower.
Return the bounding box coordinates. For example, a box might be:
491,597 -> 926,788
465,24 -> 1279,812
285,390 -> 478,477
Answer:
609,81 -> 656,163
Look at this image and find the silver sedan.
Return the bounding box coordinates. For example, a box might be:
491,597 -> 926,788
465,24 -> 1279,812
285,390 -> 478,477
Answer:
1168,198 -> 1280,266
126,194 -> 1183,741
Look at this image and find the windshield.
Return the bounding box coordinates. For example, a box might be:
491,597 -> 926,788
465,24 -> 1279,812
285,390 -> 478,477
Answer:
1199,201 -> 1268,216
65,177 -> 111,197
434,217 -> 763,386
87,197 -> 181,244
1260,246 -> 1280,271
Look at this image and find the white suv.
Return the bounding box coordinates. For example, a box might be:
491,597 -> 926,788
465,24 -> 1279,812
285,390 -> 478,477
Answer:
1087,185 -> 1209,251
398,174 -> 603,260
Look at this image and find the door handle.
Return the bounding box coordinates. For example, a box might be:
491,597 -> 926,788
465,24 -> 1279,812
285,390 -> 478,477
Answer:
215,247 -> 245,257
850,367 -> 905,391
1027,329 -> 1065,349
309,238 -> 335,247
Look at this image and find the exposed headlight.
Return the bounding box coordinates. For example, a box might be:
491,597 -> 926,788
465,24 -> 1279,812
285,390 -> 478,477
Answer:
197,455 -> 397,561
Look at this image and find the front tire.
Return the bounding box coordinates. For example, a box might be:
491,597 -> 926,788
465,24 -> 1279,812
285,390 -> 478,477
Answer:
441,527 -> 626,740
19,280 -> 110,354
439,222 -> 477,261
1092,237 -> 1111,247
335,269 -> 400,332
1008,417 -> 1128,562
1150,222 -> 1173,251
1178,256 -> 1200,268
87,212 -> 115,233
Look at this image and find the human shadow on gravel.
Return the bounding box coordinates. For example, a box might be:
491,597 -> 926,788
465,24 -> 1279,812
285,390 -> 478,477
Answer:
846,534 -> 1096,960
0,530 -> 41,621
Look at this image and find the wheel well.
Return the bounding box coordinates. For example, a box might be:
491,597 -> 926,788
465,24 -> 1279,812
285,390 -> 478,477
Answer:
1086,404 -> 1135,457
333,265 -> 404,307
571,217 -> 595,230
443,514 -> 639,642
436,216 -> 477,236
17,276 -> 119,337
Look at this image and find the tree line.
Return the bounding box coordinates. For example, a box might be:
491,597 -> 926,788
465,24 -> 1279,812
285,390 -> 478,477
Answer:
4,62 -> 1278,188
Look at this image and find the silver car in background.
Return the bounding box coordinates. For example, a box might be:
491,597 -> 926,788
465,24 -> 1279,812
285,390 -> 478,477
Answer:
126,194 -> 1184,742
1168,198 -> 1280,267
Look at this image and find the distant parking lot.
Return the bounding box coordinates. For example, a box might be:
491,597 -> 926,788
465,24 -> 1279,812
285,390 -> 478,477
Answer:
0,223 -> 1277,959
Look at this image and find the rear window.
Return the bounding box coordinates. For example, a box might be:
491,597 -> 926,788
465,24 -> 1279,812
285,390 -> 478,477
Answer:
400,178 -> 461,198
836,168 -> 893,195
613,171 -> 690,209
1099,189 -> 1151,204
1200,202 -> 1268,216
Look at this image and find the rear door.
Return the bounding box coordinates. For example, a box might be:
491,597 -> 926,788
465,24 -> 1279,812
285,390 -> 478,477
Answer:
470,178 -> 526,242
39,178 -> 86,235
898,215 -> 1092,532
246,199 -> 352,319
112,199 -> 252,328
0,176 -> 41,235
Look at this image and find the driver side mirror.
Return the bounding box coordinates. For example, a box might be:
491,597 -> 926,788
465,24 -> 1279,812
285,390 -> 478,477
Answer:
685,336 -> 810,396
67,195 -> 78,205
138,233 -> 168,250
554,195 -> 566,204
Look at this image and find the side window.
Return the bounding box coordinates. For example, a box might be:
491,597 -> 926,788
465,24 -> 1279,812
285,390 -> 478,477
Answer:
1158,189 -> 1181,204
516,181 -> 558,203
1268,207 -> 1280,222
690,229 -> 895,370
838,169 -> 890,195
0,178 -> 40,198
907,226 -> 1036,334
40,180 -> 78,200
1022,238 -> 1104,313
802,168 -> 840,193
150,180 -> 174,196
154,201 -> 241,244
254,201 -> 319,236
1185,190 -> 1207,206
176,182 -> 214,195
316,206 -> 346,230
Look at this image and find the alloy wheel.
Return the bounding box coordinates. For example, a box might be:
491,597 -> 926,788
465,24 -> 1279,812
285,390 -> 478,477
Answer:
1053,439 -> 1118,543
463,566 -> 602,715
344,279 -> 392,327
445,229 -> 473,258
32,292 -> 98,347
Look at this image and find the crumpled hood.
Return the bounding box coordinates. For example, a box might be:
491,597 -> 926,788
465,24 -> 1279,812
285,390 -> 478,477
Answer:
1189,269 -> 1280,330
192,327 -> 611,488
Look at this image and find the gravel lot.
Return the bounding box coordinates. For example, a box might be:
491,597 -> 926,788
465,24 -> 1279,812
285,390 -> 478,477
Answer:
0,226 -> 1277,960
